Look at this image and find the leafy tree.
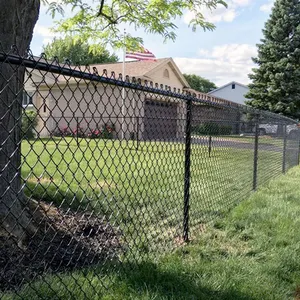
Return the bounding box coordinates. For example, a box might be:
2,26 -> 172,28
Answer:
246,0 -> 300,118
184,74 -> 217,93
43,36 -> 118,65
49,0 -> 227,49
0,0 -> 226,244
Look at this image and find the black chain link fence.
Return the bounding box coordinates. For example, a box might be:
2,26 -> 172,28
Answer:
0,47 -> 299,298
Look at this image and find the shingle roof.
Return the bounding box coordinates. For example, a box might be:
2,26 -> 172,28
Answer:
186,88 -> 240,107
89,58 -> 170,79
29,57 -> 189,88
42,58 -> 172,84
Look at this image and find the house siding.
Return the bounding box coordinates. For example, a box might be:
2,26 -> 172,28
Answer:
27,59 -> 188,140
209,84 -> 249,105
146,63 -> 185,89
26,60 -> 235,140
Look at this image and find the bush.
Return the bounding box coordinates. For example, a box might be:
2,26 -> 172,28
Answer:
53,123 -> 115,139
87,129 -> 102,139
52,127 -> 72,137
192,122 -> 232,136
53,125 -> 85,138
102,123 -> 115,139
88,124 -> 115,139
22,110 -> 37,139
71,125 -> 85,138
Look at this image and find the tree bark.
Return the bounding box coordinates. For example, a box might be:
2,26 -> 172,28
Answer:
0,0 -> 40,246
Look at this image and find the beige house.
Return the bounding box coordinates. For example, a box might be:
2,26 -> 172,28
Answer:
25,58 -> 240,140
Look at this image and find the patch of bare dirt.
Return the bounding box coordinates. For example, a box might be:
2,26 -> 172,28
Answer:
0,201 -> 123,292
295,286 -> 300,300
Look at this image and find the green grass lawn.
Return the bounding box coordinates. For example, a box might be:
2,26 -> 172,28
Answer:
20,137 -> 287,252
3,161 -> 300,299
216,134 -> 285,147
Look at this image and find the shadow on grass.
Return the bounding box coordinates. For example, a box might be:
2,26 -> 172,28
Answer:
2,259 -> 255,300
110,261 -> 255,300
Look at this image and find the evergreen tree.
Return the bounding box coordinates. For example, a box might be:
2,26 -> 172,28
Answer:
246,0 -> 300,118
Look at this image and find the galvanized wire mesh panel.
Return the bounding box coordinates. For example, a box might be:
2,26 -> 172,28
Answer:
0,48 -> 299,298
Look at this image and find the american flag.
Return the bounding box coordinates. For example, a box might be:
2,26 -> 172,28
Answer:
125,47 -> 156,61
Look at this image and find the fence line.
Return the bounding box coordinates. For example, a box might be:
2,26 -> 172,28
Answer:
0,49 -> 299,297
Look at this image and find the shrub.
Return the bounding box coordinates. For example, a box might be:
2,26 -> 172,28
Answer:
102,123 -> 115,139
192,122 -> 232,136
88,129 -> 102,139
22,110 -> 37,139
53,123 -> 115,139
220,125 -> 232,135
88,123 -> 115,139
72,125 -> 85,138
53,127 -> 72,137
53,125 -> 86,138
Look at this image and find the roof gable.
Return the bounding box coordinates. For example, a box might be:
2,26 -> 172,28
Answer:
144,58 -> 190,88
31,57 -> 190,89
208,81 -> 248,94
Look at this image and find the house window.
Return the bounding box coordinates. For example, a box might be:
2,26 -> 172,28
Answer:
22,91 -> 33,106
232,83 -> 236,89
163,69 -> 170,78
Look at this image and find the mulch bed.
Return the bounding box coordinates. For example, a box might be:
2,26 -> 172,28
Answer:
0,201 -> 123,292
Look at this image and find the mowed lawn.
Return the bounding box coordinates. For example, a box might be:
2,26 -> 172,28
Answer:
3,149 -> 300,299
21,137 -> 285,251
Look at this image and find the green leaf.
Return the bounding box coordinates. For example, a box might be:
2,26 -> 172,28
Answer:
44,0 -> 227,50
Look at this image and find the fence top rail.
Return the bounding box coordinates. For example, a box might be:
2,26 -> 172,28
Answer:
0,49 -> 297,124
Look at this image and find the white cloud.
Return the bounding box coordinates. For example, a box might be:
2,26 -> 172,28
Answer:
42,38 -> 53,46
34,24 -> 56,38
183,0 -> 252,25
260,0 -> 274,13
198,49 -> 210,56
205,6 -> 236,23
210,44 -> 257,64
232,0 -> 251,6
184,4 -> 236,24
175,43 -> 257,86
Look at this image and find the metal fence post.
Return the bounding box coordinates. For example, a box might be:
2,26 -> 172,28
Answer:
296,127 -> 300,165
253,115 -> 259,191
76,117 -> 79,147
208,135 -> 212,158
136,116 -> 139,151
282,124 -> 287,173
298,138 -> 300,165
183,97 -> 192,243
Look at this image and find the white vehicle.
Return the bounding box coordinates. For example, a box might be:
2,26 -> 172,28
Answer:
258,123 -> 300,138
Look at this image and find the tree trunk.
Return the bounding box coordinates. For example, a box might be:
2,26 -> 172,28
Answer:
0,0 -> 40,246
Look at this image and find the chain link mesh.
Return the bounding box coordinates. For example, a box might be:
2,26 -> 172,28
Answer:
0,47 -> 299,298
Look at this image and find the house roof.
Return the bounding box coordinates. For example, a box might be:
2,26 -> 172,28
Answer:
186,88 -> 240,107
30,57 -> 190,88
208,81 -> 249,94
90,58 -> 169,78
85,57 -> 189,87
26,58 -> 247,108
57,58 -> 189,87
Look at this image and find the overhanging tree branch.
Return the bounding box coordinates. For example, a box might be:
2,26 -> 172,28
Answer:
97,0 -> 105,17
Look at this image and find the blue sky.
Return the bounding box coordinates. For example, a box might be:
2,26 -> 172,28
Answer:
31,0 -> 275,86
